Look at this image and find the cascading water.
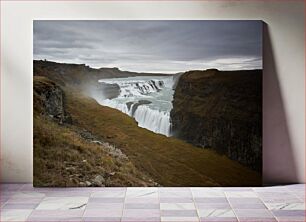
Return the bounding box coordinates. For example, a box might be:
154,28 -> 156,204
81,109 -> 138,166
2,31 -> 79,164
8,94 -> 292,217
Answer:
96,76 -> 175,137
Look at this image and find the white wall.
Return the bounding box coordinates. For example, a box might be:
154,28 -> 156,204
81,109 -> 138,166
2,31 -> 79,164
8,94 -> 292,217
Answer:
1,1 -> 305,184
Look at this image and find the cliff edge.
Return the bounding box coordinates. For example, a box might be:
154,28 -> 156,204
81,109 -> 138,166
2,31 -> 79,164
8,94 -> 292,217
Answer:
170,69 -> 262,172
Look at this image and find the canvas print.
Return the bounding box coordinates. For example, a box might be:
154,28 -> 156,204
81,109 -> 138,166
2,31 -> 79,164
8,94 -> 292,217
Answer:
33,20 -> 262,187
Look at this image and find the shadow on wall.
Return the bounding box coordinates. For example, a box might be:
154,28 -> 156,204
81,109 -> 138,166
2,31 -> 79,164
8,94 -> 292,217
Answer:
263,23 -> 298,185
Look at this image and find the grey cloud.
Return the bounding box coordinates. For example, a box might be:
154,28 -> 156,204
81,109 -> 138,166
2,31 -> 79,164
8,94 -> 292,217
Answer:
33,20 -> 262,73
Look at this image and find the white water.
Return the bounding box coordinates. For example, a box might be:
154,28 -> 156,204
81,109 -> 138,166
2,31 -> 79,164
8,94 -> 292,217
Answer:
97,76 -> 175,137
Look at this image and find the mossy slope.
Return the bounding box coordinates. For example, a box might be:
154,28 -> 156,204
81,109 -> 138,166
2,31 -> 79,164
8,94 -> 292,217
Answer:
65,88 -> 261,186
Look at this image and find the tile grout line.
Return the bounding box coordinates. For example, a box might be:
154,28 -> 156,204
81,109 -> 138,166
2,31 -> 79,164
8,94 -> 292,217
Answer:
20,186 -> 45,222
253,187 -> 280,222
190,187 -> 201,222
120,187 -> 127,222
224,189 -> 240,222
0,193 -> 11,209
158,187 -> 161,222
80,188 -> 92,222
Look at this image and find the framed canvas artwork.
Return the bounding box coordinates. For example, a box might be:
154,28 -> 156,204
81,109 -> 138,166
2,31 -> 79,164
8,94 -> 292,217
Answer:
33,20 -> 262,187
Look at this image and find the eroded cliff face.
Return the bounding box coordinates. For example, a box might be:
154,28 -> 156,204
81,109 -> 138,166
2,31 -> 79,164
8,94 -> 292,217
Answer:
33,76 -> 72,124
171,69 -> 262,172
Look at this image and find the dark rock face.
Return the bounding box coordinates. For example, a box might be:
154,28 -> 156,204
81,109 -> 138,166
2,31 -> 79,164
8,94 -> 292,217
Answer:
171,69 -> 262,172
34,76 -> 72,124
129,100 -> 152,116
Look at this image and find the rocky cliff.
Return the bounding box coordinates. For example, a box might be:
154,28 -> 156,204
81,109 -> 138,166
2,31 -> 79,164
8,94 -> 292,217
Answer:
170,69 -> 262,172
34,76 -> 72,124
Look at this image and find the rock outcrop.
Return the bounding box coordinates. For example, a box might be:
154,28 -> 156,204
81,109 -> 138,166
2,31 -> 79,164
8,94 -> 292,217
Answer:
34,76 -> 71,124
170,69 -> 262,172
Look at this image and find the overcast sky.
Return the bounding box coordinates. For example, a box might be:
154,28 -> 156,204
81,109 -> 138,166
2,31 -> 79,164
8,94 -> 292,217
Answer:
34,20 -> 262,73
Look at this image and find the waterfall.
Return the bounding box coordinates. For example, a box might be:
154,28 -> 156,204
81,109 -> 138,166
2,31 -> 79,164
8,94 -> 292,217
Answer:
133,105 -> 171,136
97,76 -> 174,137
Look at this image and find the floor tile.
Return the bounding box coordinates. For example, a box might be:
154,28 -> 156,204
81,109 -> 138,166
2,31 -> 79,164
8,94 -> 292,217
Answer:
19,184 -> 35,191
83,208 -> 123,217
89,197 -> 125,203
126,188 -> 158,198
234,209 -> 274,218
29,209 -> 84,217
253,186 -> 290,193
257,192 -> 300,203
231,203 -> 266,209
228,198 -> 263,204
162,216 -> 199,222
91,189 -> 126,198
83,217 -> 121,222
293,192 -> 305,200
200,217 -> 238,222
1,196 -> 11,206
198,209 -> 235,217
225,191 -> 257,198
0,209 -> 33,221
160,203 -> 196,210
286,184 -> 305,190
265,202 -> 305,210
122,217 -> 161,222
2,203 -> 39,209
125,203 -> 160,209
196,203 -> 231,209
272,209 -> 305,217
27,217 -> 84,221
1,184 -> 24,191
159,190 -> 192,198
160,197 -> 194,203
159,188 -> 191,192
122,209 -> 160,217
44,191 -> 92,197
86,202 -> 123,209
125,197 -> 159,203
10,191 -> 45,199
194,197 -> 228,203
7,197 -> 44,204
229,199 -> 266,209
237,218 -> 277,222
222,188 -> 253,192
161,210 -> 198,217
191,189 -> 225,197
276,218 -> 306,222
36,196 -> 88,210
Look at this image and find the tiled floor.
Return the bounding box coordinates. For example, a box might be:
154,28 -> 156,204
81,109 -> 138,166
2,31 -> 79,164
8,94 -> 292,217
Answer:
0,184 -> 304,222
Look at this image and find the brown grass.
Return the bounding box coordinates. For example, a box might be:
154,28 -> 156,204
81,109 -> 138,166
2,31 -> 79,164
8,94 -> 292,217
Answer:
64,88 -> 261,186
33,115 -> 155,187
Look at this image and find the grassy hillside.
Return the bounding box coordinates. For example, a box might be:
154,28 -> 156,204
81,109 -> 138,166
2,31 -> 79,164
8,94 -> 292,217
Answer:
33,77 -> 155,187
64,88 -> 261,186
